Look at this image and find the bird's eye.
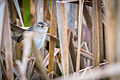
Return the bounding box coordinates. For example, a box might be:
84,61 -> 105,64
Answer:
41,25 -> 44,28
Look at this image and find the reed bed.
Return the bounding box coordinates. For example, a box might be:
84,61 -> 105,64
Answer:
0,0 -> 120,80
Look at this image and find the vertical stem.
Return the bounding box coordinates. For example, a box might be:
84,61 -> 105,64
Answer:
76,0 -> 84,71
117,1 -> 120,79
48,0 -> 56,73
92,0 -> 101,67
37,0 -> 44,22
105,0 -> 117,63
0,1 -> 5,53
10,0 -> 17,22
3,1 -> 14,79
56,2 -> 69,77
43,0 -> 50,22
105,0 -> 119,79
117,0 -> 120,63
98,0 -> 104,63
23,0 -> 31,27
61,3 -> 69,76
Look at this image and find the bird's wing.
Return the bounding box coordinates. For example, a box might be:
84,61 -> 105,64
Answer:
27,26 -> 35,31
17,26 -> 34,42
17,35 -> 23,43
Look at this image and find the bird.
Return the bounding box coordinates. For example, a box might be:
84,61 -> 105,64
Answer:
17,22 -> 50,50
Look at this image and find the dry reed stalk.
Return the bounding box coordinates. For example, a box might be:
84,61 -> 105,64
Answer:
2,1 -> 14,80
9,0 -> 17,22
17,32 -> 33,80
55,61 -> 108,80
67,29 -> 74,73
69,31 -> 77,71
13,62 -> 19,78
55,56 -> 63,74
46,33 -> 59,42
43,48 -> 60,67
43,0 -> 50,22
82,42 -> 91,67
37,0 -> 44,22
65,2 -> 77,33
105,0 -> 119,63
76,63 -> 120,79
26,57 -> 35,79
0,1 -> 5,53
80,48 -> 93,58
55,62 -> 120,80
83,6 -> 92,29
13,0 -> 24,27
97,0 -> 104,63
79,66 -> 89,79
92,0 -> 101,66
105,1 -> 120,79
76,0 -> 84,71
61,3 -> 69,76
1,51 -> 20,79
117,0 -> 120,62
56,1 -> 69,77
117,1 -> 120,79
48,0 -> 56,73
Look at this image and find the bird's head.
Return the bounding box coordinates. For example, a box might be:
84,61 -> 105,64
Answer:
34,22 -> 50,33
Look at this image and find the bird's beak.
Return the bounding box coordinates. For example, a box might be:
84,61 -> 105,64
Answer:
44,22 -> 50,27
44,23 -> 50,27
47,24 -> 50,27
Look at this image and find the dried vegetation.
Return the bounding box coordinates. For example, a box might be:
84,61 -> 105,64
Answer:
0,0 -> 120,80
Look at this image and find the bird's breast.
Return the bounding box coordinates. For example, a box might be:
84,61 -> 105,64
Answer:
33,33 -> 46,50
